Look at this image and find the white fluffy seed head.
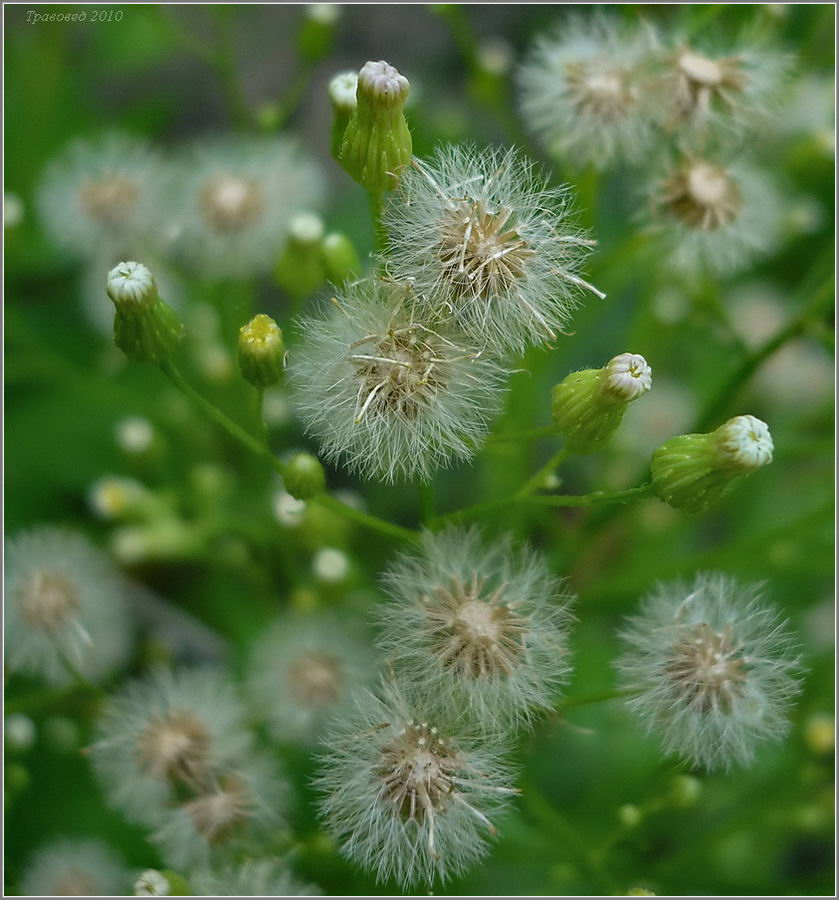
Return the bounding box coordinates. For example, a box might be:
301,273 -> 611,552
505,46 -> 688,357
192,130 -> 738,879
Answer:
173,136 -> 324,277
4,528 -> 132,685
655,30 -> 792,140
384,145 -> 602,354
288,277 -> 508,483
90,667 -> 254,827
189,860 -> 320,897
616,572 -> 802,771
36,132 -> 165,260
712,414 -> 773,472
21,838 -> 129,897
377,527 -> 575,730
316,680 -> 518,888
601,353 -> 652,403
517,15 -> 658,169
646,155 -> 783,275
149,751 -> 288,871
134,869 -> 170,896
246,613 -> 376,745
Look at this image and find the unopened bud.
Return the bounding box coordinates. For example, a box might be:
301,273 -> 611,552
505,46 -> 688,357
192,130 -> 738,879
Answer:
107,261 -> 184,364
298,3 -> 340,62
329,71 -> 358,159
238,313 -> 285,388
321,232 -> 361,283
552,352 -> 652,450
340,60 -> 412,192
284,452 -> 326,500
650,415 -> 773,512
670,775 -> 701,808
275,213 -> 326,299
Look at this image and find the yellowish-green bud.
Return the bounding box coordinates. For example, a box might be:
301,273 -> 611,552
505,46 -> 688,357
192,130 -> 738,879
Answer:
107,261 -> 184,364
551,352 -> 652,450
275,212 -> 326,300
651,414 -> 773,513
805,714 -> 835,756
340,60 -> 412,192
626,889 -> 656,896
618,804 -> 643,827
321,231 -> 361,283
329,71 -> 358,159
238,313 -> 285,388
284,451 -> 326,500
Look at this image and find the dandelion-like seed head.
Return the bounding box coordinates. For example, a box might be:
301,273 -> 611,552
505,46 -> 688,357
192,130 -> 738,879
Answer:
189,859 -> 321,897
289,277 -> 507,483
90,667 -> 253,826
377,528 -> 574,728
4,528 -> 131,685
21,839 -> 129,897
660,160 -> 742,232
647,156 -> 782,275
517,16 -> 657,169
713,414 -> 774,471
616,572 -> 801,770
182,772 -> 253,844
246,613 -> 375,744
317,682 -> 518,887
174,136 -> 324,277
36,133 -> 165,259
602,352 -> 653,402
385,145 -> 602,353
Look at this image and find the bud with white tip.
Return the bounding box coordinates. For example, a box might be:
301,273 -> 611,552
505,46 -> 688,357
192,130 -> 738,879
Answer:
340,60 -> 412,192
275,212 -> 326,299
552,352 -> 652,450
651,414 -> 773,512
329,71 -> 358,158
107,261 -> 184,364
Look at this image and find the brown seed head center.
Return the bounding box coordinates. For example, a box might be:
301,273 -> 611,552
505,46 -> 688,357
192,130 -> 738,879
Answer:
661,161 -> 742,231
18,571 -> 79,632
80,175 -> 139,226
137,709 -> 210,785
438,199 -> 534,300
288,651 -> 343,707
424,574 -> 528,679
182,773 -> 252,844
566,61 -> 635,119
665,622 -> 748,713
200,173 -> 265,233
376,721 -> 458,823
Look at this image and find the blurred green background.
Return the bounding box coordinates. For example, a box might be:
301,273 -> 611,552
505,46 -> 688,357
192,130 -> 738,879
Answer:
5,3 -> 835,896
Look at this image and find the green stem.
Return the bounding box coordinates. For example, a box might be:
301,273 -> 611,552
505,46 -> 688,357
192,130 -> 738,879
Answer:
159,361 -> 414,543
519,781 -> 619,895
560,688 -> 637,710
696,274 -> 834,432
516,446 -> 569,498
316,494 -> 420,544
254,387 -> 267,445
368,190 -> 387,258
432,483 -> 654,528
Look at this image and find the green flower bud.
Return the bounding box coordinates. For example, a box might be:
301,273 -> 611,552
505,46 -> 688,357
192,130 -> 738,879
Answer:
284,452 -> 326,500
670,775 -> 702,809
275,212 -> 326,300
329,71 -> 358,160
651,414 -> 773,513
321,231 -> 361,283
340,60 -> 412,192
551,352 -> 652,450
297,3 -> 340,63
107,261 -> 184,364
238,313 -> 285,388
